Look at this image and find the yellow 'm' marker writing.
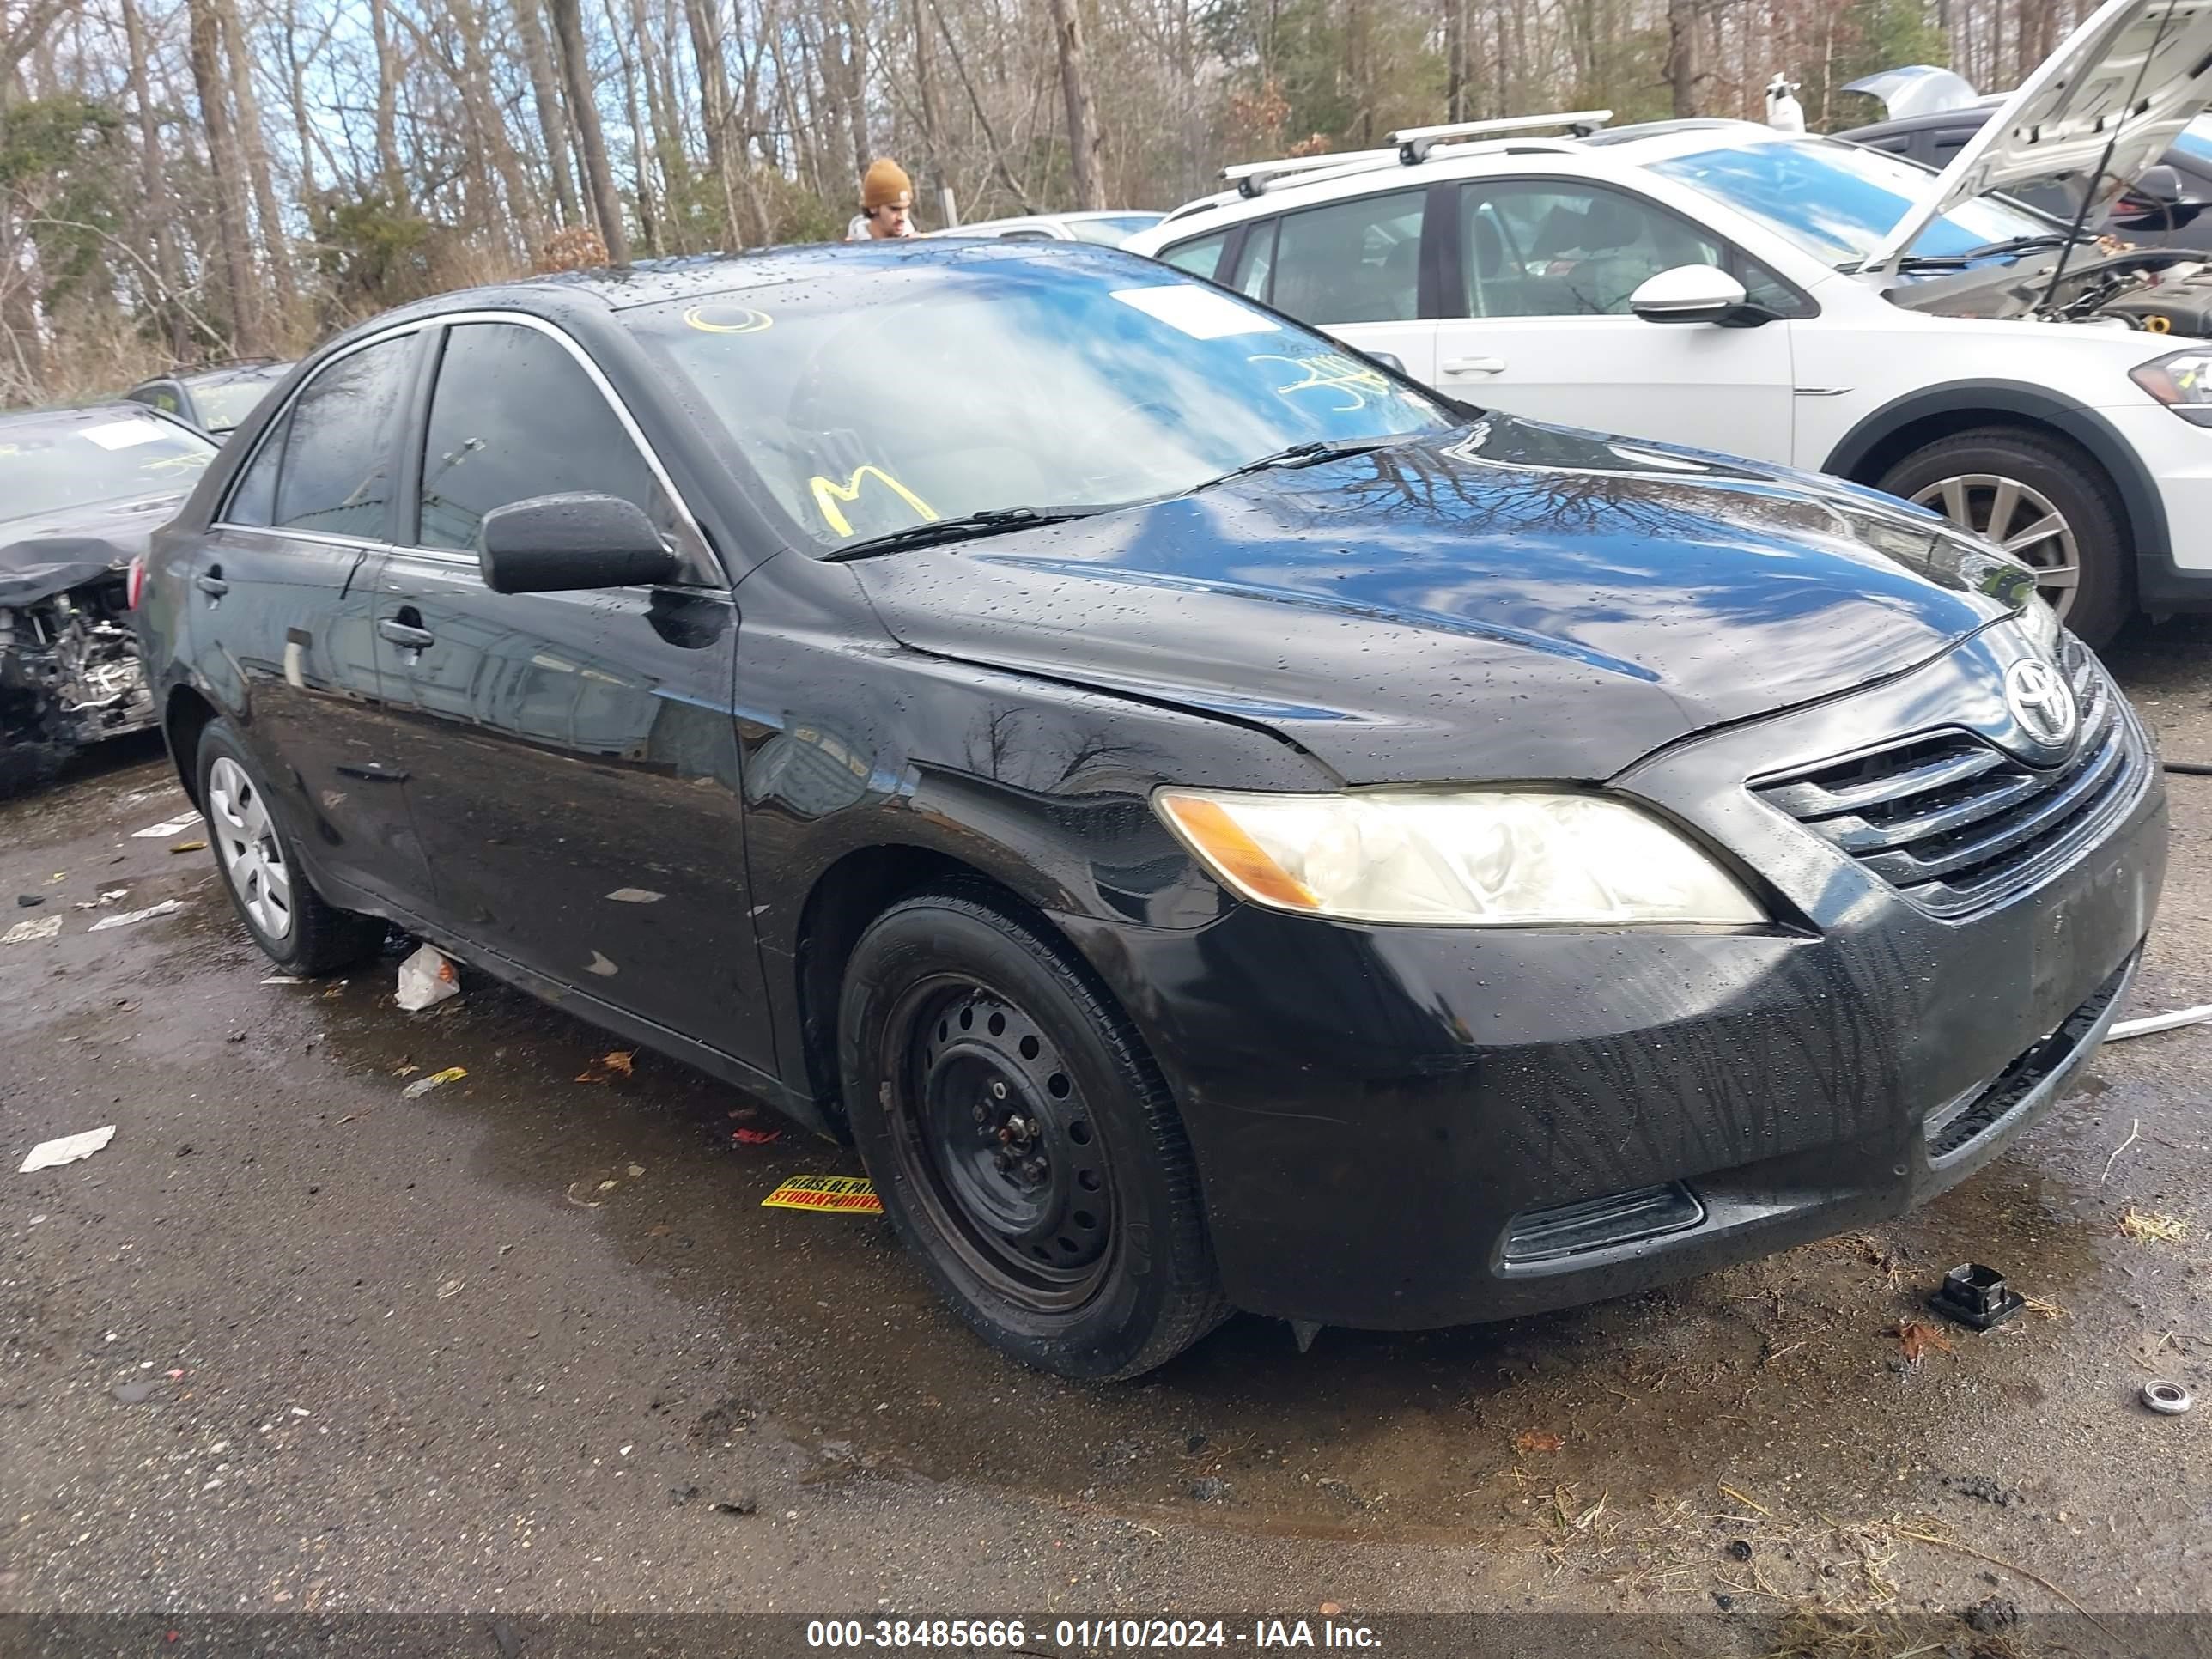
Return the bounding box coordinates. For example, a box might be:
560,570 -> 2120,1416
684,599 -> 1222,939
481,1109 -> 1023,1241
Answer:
809,466 -> 939,538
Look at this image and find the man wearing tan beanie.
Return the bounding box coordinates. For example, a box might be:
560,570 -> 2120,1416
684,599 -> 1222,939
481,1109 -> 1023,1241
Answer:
846,159 -> 917,240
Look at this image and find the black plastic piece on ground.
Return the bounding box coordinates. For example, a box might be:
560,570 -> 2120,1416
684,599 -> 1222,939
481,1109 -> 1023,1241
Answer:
1929,1262 -> 2026,1331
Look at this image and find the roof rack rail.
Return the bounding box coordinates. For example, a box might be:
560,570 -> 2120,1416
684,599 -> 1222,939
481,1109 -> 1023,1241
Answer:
1221,148 -> 1404,198
1220,108 -> 1613,196
1391,110 -> 1613,161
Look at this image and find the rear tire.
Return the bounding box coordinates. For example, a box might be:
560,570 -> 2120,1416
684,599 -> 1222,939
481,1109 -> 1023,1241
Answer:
838,889 -> 1228,1380
1878,427 -> 2133,647
193,718 -> 385,975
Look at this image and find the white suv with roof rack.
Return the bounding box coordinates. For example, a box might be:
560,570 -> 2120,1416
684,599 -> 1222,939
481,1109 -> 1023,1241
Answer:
1122,0 -> 2212,644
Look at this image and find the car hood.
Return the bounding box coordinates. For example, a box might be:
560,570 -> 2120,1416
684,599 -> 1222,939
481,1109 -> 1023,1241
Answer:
1841,65 -> 1986,119
1864,0 -> 2212,270
850,417 -> 2035,785
0,491 -> 183,609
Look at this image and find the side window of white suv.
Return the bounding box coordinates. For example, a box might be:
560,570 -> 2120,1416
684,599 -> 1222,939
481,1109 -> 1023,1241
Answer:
1265,191 -> 1426,325
1461,180 -> 1801,319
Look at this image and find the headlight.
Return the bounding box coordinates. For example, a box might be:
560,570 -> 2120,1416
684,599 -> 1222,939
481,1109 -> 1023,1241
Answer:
1154,787 -> 1765,926
2130,349 -> 2212,426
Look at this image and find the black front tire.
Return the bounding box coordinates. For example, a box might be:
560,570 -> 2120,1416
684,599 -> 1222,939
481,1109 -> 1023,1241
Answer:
1878,426 -> 2133,647
838,889 -> 1228,1380
193,718 -> 385,975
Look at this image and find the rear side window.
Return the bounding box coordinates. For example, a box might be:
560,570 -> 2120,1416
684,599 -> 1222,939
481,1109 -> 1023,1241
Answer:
1269,190 -> 1425,325
272,336 -> 414,537
224,410 -> 287,526
416,321 -> 674,552
1157,229 -> 1230,280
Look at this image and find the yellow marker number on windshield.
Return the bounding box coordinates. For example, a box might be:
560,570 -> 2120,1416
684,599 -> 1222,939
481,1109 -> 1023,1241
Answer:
683,303 -> 773,335
1250,352 -> 1391,413
809,465 -> 939,538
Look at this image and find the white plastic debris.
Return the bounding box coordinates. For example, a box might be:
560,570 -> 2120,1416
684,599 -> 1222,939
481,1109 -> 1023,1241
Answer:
394,943 -> 461,1012
20,1126 -> 116,1172
131,813 -> 201,840
2106,1003 -> 2212,1042
605,887 -> 665,904
88,898 -> 182,933
260,975 -> 305,985
3,915 -> 62,945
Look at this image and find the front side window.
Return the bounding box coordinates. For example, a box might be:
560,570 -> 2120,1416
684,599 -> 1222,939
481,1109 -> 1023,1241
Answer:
1269,190 -> 1425,325
629,255 -> 1452,550
1460,180 -> 1735,317
416,322 -> 673,552
1650,137 -> 2057,265
0,414 -> 214,526
273,335 -> 415,538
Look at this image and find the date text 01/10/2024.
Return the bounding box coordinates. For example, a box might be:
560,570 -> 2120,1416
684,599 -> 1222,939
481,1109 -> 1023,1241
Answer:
802,1619 -> 1382,1649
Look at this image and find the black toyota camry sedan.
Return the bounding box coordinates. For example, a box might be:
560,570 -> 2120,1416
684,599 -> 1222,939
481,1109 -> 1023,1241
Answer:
137,241 -> 2166,1379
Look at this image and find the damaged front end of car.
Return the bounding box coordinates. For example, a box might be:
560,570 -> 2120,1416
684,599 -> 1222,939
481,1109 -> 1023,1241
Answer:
0,571 -> 155,796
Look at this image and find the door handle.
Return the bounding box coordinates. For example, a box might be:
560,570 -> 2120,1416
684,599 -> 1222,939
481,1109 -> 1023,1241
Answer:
1441,356 -> 1508,377
377,617 -> 435,651
195,572 -> 228,599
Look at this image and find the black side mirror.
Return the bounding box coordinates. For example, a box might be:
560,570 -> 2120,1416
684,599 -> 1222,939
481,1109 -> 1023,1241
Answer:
2132,164 -> 2185,206
477,492 -> 683,595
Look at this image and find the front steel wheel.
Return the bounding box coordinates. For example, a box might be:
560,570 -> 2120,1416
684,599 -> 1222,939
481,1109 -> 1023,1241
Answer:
889,981 -> 1117,1312
207,755 -> 295,942
839,890 -> 1227,1379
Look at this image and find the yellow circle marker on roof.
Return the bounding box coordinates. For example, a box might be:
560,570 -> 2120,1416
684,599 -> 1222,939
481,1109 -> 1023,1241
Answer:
684,302 -> 773,335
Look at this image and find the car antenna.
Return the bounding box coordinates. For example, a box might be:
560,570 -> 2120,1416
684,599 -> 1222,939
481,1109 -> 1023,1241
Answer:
2036,0 -> 2179,318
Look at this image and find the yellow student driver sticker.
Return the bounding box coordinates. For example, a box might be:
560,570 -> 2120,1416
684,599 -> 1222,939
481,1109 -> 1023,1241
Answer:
762,1174 -> 884,1213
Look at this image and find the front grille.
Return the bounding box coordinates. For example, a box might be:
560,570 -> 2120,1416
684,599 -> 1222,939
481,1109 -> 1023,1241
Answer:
1923,957 -> 2131,1158
1753,637 -> 2145,915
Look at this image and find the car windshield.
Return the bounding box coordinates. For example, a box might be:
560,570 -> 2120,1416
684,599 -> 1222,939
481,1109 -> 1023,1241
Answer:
2173,114 -> 2212,165
191,373 -> 285,432
629,252 -> 1452,551
1060,214 -> 1164,246
0,414 -> 215,523
1649,137 -> 2057,266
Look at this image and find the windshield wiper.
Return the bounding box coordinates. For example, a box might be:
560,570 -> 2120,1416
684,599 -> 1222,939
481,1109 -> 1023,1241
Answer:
1848,233 -> 2080,275
1188,435 -> 1402,494
820,505 -> 1103,561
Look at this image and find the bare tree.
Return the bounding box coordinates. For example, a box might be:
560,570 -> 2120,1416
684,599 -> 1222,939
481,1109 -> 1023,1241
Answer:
550,0 -> 632,261
1042,0 -> 1103,208
185,0 -> 261,351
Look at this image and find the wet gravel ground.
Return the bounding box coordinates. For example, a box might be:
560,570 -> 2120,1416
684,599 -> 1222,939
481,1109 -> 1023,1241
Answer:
3,620 -> 2209,1633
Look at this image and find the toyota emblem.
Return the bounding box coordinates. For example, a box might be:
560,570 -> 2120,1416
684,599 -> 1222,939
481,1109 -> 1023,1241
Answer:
2003,656 -> 2077,747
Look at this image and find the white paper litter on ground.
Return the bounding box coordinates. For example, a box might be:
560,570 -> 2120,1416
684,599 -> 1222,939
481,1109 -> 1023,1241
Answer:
20,1126 -> 115,1172
394,943 -> 461,1012
88,898 -> 181,932
2107,1003 -> 2212,1042
260,975 -> 305,985
3,915 -> 63,945
605,888 -> 665,904
131,813 -> 202,839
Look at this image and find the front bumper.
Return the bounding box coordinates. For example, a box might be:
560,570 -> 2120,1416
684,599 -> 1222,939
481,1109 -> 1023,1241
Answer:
1056,636 -> 2169,1330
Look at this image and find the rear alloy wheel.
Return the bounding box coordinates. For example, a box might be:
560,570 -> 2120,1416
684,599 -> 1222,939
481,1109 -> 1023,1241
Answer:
1879,427 -> 2132,647
839,890 -> 1228,1380
194,717 -> 386,975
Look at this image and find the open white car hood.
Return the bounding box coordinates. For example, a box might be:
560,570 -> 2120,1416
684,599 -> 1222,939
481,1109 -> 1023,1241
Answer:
1863,0 -> 2212,270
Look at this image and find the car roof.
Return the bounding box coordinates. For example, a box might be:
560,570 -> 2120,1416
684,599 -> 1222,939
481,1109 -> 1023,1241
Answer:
350,241 -> 1155,328
176,360 -> 294,387
1139,126 -> 1787,242
0,401 -> 200,436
